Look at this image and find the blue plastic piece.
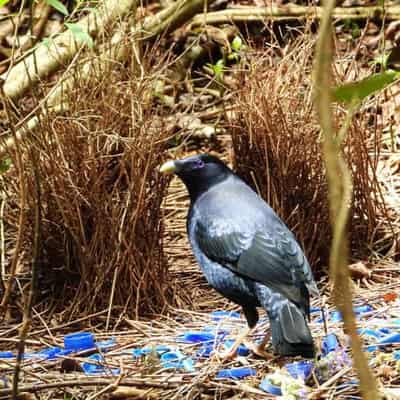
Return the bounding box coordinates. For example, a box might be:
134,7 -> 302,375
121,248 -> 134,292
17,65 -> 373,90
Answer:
223,340 -> 249,356
322,333 -> 340,355
160,350 -> 195,372
394,350 -> 400,360
366,345 -> 377,352
378,328 -> 391,335
310,307 -> 321,314
285,361 -> 313,380
377,332 -> 400,345
353,305 -> 373,314
81,353 -> 120,375
358,328 -> 383,339
330,311 -> 343,322
210,311 -> 241,321
30,347 -> 63,360
96,337 -> 116,350
259,378 -> 282,395
0,351 -> 14,359
132,344 -> 171,358
216,367 -> 256,379
196,344 -> 214,358
180,331 -> 215,343
64,332 -> 95,352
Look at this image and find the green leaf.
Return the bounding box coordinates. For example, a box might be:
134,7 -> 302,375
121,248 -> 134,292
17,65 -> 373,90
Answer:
0,0 -> 10,7
45,0 -> 69,16
65,22 -> 93,49
333,70 -> 400,104
0,157 -> 11,173
231,36 -> 243,52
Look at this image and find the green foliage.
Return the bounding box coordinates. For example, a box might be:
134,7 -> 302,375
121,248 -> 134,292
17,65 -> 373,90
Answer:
228,35 -> 246,62
45,0 -> 69,16
0,0 -> 10,7
207,59 -> 225,80
370,53 -> 390,70
333,70 -> 400,104
0,158 -> 11,173
65,22 -> 94,49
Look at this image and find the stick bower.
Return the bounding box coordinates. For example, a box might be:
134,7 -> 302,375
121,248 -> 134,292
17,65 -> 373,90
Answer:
229,40 -> 393,268
1,46 -> 173,321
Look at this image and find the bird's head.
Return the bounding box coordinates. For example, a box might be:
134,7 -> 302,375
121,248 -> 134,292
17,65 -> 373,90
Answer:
160,154 -> 231,201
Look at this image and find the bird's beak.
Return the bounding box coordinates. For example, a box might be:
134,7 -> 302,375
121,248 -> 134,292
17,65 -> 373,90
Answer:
160,160 -> 177,174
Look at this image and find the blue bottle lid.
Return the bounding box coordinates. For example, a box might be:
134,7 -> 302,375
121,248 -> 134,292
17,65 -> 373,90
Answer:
64,332 -> 95,351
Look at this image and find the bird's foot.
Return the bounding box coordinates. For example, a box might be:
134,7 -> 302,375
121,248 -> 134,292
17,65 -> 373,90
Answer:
244,340 -> 274,359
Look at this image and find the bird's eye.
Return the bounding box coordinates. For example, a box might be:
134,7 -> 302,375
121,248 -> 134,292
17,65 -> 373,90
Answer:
194,159 -> 205,169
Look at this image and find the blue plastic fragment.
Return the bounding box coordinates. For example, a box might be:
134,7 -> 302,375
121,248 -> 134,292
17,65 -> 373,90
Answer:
196,344 -> 214,358
160,350 -> 195,372
30,347 -> 63,360
310,307 -> 321,314
96,337 -> 116,350
217,367 -> 256,379
330,311 -> 343,322
259,378 -> 282,395
321,333 -> 340,355
0,352 -> 14,359
180,331 -> 215,343
378,328 -> 391,335
64,332 -> 95,352
81,353 -> 120,375
394,350 -> 400,360
353,305 -> 373,314
132,344 -> 171,358
366,345 -> 377,352
210,311 -> 241,321
377,332 -> 400,345
358,328 -> 383,339
285,361 -> 313,380
223,339 -> 249,356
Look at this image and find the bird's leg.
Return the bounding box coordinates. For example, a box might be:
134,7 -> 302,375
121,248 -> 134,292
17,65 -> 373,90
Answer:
244,332 -> 274,359
215,327 -> 252,361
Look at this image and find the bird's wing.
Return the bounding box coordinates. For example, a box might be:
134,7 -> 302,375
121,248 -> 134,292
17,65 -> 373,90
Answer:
194,216 -> 318,307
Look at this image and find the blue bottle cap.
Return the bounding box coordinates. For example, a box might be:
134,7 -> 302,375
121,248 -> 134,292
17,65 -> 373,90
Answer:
217,367 -> 256,379
180,331 -> 215,343
64,332 -> 95,351
259,378 -> 282,395
285,361 -> 313,380
321,333 -> 340,355
0,351 -> 14,359
210,311 -> 241,321
223,339 -> 249,356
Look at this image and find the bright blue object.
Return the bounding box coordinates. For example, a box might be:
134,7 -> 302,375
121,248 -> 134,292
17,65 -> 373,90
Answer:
366,345 -> 377,352
30,347 -> 62,360
132,344 -> 171,358
322,333 -> 340,355
210,311 -> 241,321
217,367 -> 256,379
378,328 -> 391,335
196,344 -> 214,358
160,350 -> 195,372
353,305 -> 373,314
330,311 -> 343,322
0,351 -> 14,359
377,332 -> 400,345
180,331 -> 215,343
223,339 -> 249,356
81,353 -> 120,375
358,328 -> 383,339
394,350 -> 400,360
310,307 -> 321,313
285,361 -> 313,380
64,332 -> 95,351
96,337 -> 116,350
259,378 -> 282,395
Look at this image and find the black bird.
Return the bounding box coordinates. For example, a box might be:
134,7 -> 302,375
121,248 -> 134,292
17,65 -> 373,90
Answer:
160,154 -> 319,359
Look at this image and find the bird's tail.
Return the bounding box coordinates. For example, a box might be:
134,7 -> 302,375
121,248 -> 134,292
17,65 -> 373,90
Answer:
269,300 -> 315,358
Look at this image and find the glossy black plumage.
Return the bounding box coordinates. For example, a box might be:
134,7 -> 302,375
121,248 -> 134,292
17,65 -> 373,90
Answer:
162,154 -> 319,358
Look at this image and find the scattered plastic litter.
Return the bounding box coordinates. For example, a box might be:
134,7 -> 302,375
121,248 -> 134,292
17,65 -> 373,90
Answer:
330,311 -> 343,322
210,310 -> 241,321
223,339 -> 249,356
321,333 -> 340,355
285,361 -> 313,380
160,350 -> 195,372
132,344 -> 171,357
377,332 -> 400,345
64,332 -> 95,352
0,351 -> 14,359
394,350 -> 400,361
81,353 -> 120,376
217,367 -> 256,379
353,305 -> 373,315
179,331 -> 216,343
259,377 -> 282,395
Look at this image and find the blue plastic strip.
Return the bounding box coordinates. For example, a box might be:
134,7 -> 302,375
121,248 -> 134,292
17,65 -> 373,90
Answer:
217,367 -> 256,379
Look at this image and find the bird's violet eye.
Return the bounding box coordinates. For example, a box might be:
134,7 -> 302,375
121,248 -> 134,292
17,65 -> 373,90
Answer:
194,159 -> 205,169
